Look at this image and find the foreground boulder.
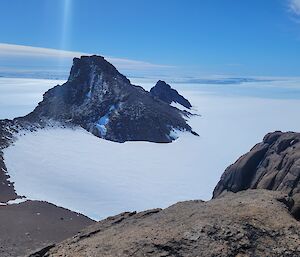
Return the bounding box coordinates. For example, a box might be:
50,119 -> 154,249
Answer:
213,131 -> 300,219
150,80 -> 192,109
29,190 -> 300,257
23,56 -> 195,143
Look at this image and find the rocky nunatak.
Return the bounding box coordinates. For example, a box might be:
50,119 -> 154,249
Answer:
23,55 -> 197,143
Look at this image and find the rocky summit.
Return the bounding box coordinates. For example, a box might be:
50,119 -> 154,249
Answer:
29,190 -> 300,257
23,56 -> 195,143
150,80 -> 192,109
213,131 -> 300,219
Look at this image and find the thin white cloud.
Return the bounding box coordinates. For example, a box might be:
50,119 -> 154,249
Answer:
289,0 -> 300,16
0,43 -> 172,71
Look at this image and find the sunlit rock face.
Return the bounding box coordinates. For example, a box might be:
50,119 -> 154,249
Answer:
23,55 -> 195,143
213,131 -> 300,219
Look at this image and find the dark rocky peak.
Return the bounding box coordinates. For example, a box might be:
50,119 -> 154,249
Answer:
68,55 -> 130,85
150,80 -> 192,109
23,56 -> 196,143
213,131 -> 300,219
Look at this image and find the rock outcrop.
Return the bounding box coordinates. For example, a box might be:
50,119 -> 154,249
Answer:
29,190 -> 300,257
213,131 -> 300,219
150,80 -> 192,109
24,56 -> 195,143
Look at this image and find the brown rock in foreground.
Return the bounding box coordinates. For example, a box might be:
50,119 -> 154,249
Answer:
0,200 -> 94,257
29,190 -> 300,257
213,131 -> 300,219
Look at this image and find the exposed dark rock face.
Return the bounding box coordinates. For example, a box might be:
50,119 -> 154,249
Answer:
29,190 -> 300,257
150,80 -> 192,109
213,131 -> 300,219
24,56 -> 195,143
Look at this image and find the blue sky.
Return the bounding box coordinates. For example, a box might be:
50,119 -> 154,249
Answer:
1,0 -> 300,77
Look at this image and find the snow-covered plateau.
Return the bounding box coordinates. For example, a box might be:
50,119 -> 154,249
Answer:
2,77 -> 300,220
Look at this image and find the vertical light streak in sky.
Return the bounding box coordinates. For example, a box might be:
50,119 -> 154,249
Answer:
61,0 -> 72,50
59,0 -> 72,68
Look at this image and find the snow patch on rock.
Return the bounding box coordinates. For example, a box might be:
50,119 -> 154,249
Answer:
95,105 -> 116,136
6,198 -> 28,205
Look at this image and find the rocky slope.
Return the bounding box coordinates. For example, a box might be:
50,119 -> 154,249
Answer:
150,80 -> 192,109
29,190 -> 300,257
23,56 -> 195,143
213,131 -> 300,219
0,200 -> 94,257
